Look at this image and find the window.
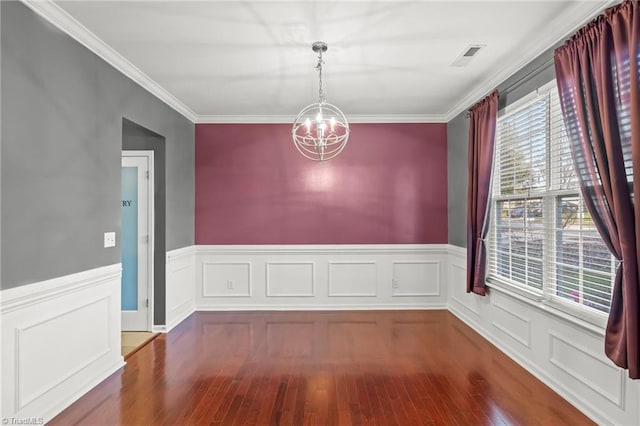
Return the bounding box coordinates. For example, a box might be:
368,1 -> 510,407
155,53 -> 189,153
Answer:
488,82 -> 616,315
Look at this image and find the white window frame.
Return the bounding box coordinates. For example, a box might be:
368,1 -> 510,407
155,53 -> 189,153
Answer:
487,80 -> 612,330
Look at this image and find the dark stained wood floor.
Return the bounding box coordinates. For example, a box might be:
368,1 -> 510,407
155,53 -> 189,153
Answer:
50,310 -> 593,425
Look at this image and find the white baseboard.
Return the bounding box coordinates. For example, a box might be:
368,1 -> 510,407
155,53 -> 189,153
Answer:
447,247 -> 640,426
196,303 -> 448,311
0,264 -> 124,423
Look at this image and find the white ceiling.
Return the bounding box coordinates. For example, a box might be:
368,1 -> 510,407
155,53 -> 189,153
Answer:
36,1 -> 613,122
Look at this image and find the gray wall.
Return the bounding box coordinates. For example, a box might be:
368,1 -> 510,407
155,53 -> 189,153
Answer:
447,45 -> 559,248
1,1 -> 195,292
447,112 -> 469,247
122,119 -> 167,325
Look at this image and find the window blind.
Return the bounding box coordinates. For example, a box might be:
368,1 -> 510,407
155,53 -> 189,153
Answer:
489,83 -> 615,315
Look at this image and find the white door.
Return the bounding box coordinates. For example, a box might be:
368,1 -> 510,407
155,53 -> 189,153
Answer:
121,152 -> 153,331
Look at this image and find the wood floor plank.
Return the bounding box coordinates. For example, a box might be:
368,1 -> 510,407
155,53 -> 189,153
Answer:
49,311 -> 594,426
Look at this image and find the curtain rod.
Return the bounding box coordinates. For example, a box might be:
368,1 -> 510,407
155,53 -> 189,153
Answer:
501,57 -> 555,95
466,56 -> 555,118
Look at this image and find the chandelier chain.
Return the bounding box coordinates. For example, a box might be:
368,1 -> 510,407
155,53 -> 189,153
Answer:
316,49 -> 325,104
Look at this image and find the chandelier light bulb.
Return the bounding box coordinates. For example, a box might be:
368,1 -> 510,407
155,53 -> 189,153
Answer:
292,41 -> 350,161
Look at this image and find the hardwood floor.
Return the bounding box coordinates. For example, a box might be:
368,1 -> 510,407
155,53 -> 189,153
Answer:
50,311 -> 593,425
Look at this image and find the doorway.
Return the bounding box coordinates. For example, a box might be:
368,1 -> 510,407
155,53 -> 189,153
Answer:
121,151 -> 154,331
122,118 -> 167,330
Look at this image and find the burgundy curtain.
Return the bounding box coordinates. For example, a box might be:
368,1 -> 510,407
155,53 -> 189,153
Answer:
467,91 -> 499,296
555,0 -> 639,378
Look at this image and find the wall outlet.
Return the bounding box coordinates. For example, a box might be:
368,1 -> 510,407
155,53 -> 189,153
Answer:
392,279 -> 399,289
104,232 -> 116,248
227,280 -> 234,290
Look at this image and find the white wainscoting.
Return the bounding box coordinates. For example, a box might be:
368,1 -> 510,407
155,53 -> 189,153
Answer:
166,246 -> 197,332
195,245 -> 449,310
0,264 -> 124,423
7,245 -> 635,424
447,246 -> 640,426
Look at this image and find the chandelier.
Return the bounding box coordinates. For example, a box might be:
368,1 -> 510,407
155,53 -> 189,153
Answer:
292,41 -> 350,161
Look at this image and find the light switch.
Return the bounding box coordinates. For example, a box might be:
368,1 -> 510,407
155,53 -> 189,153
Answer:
104,232 -> 116,248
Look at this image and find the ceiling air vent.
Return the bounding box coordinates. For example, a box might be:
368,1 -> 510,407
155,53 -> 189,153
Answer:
451,44 -> 486,67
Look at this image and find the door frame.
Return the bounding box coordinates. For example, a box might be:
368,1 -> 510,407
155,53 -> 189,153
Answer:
122,150 -> 155,331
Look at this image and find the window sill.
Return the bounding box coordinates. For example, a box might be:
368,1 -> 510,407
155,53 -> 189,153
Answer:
542,298 -> 608,335
486,277 -> 607,337
486,277 -> 545,302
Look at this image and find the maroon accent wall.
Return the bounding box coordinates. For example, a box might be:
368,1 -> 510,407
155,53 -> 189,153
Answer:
195,123 -> 447,244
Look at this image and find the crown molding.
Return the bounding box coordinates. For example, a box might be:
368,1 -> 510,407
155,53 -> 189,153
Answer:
19,0 -> 199,122
196,114 -> 447,124
196,115 -> 295,124
442,0 -> 617,122
346,114 -> 446,124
